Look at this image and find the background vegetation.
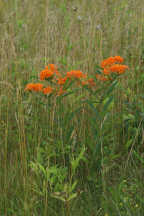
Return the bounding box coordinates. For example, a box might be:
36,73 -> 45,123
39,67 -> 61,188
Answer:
0,0 -> 144,215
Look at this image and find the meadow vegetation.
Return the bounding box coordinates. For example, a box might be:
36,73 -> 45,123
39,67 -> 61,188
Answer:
0,0 -> 144,215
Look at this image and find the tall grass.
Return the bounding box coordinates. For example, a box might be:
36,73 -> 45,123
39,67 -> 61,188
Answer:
0,0 -> 144,215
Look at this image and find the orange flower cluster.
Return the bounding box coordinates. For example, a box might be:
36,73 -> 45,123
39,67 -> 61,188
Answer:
109,64 -> 129,74
96,56 -> 129,81
40,66 -> 53,80
57,77 -> 68,85
43,86 -> 53,95
39,64 -> 61,81
25,83 -> 43,92
25,57 -> 128,96
25,64 -> 88,96
101,56 -> 124,68
66,70 -> 86,79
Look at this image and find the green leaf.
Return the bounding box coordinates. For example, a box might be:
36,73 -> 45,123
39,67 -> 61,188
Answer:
125,139 -> 133,150
58,87 -> 80,99
103,95 -> 113,113
101,80 -> 118,101
71,181 -> 77,192
133,151 -> 144,164
51,193 -> 66,202
67,193 -> 78,201
95,69 -> 102,74
38,163 -> 46,176
86,100 -> 101,120
64,126 -> 75,145
65,106 -> 83,123
71,147 -> 86,174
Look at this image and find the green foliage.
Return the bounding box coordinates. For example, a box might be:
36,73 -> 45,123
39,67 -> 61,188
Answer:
1,0 -> 144,215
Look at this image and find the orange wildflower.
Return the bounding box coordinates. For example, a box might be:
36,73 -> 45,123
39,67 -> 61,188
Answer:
48,64 -> 57,71
39,64 -> 61,80
48,64 -> 61,77
57,77 -> 67,85
40,67 -> 54,80
100,56 -> 128,77
25,83 -> 43,92
109,64 -> 129,74
43,86 -> 53,95
66,70 -> 86,79
101,57 -> 115,68
25,83 -> 35,91
101,56 -> 124,68
114,56 -> 124,63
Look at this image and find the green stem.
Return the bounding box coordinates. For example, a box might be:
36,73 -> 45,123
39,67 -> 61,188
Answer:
65,200 -> 70,216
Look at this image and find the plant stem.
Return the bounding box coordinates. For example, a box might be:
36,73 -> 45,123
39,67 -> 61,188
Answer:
65,200 -> 70,216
